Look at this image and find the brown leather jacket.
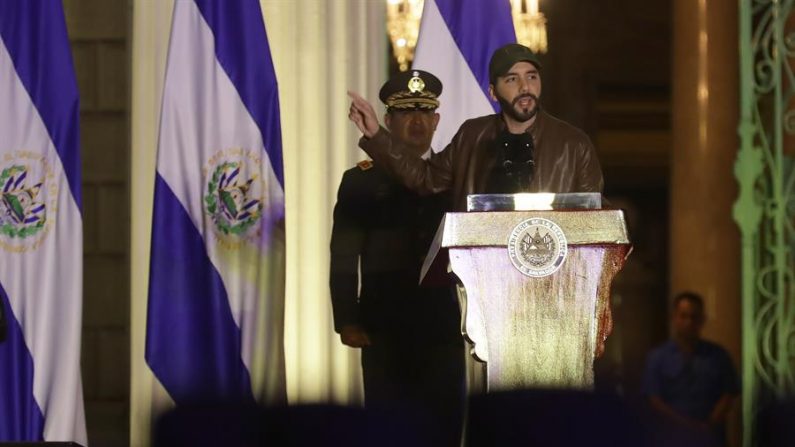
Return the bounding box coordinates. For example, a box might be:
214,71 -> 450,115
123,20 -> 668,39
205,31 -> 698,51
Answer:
359,110 -> 604,211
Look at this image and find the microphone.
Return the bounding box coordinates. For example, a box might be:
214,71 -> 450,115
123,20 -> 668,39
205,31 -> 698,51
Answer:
485,131 -> 536,193
504,132 -> 535,188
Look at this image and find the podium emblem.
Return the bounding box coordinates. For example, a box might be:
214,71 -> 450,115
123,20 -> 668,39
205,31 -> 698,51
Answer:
507,217 -> 568,277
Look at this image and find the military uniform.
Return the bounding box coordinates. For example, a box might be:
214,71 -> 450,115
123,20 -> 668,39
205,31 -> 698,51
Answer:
330,158 -> 456,330
330,159 -> 465,441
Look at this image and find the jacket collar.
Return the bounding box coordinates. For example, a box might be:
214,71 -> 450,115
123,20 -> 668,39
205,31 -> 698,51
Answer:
495,109 -> 547,139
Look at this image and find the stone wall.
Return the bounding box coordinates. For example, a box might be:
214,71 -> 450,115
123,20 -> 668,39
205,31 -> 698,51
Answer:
63,0 -> 129,445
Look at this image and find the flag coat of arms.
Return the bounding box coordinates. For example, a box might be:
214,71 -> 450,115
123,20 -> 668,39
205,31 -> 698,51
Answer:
0,2 -> 86,444
145,0 -> 286,405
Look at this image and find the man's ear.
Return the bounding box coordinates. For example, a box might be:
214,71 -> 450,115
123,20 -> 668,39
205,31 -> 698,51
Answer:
432,112 -> 440,130
488,84 -> 497,102
383,113 -> 391,130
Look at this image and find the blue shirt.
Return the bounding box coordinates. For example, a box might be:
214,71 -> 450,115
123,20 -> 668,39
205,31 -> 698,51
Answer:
642,339 -> 740,421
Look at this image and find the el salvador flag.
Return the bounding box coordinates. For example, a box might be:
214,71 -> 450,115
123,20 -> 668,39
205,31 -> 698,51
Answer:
0,1 -> 86,445
145,0 -> 286,405
413,0 -> 516,151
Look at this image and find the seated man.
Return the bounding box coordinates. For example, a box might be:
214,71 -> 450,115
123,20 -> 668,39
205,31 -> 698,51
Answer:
643,291 -> 740,446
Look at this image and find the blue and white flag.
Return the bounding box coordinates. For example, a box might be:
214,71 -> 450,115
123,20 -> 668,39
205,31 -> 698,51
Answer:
146,0 -> 286,405
413,0 -> 516,151
0,2 -> 86,444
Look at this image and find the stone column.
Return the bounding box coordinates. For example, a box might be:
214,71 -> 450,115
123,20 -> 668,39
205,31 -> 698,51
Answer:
670,0 -> 740,363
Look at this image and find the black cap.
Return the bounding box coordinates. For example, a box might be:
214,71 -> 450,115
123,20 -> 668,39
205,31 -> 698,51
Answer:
379,69 -> 443,112
489,43 -> 542,84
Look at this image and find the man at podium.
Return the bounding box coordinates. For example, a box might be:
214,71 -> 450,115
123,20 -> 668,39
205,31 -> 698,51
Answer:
348,43 -> 603,209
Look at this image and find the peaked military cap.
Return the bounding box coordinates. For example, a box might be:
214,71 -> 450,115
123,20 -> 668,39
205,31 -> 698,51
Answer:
379,69 -> 443,112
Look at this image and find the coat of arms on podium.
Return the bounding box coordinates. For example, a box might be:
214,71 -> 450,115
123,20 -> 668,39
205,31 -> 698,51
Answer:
507,217 -> 568,277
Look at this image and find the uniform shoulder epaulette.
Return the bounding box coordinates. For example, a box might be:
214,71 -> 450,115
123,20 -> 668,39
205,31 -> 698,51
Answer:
357,160 -> 374,171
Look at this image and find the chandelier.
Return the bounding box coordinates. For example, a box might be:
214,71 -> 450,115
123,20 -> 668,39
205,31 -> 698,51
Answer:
511,0 -> 548,54
386,0 -> 425,71
386,0 -> 548,72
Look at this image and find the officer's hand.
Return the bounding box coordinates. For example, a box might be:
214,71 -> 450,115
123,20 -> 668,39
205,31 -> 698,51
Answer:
340,325 -> 372,348
347,91 -> 379,138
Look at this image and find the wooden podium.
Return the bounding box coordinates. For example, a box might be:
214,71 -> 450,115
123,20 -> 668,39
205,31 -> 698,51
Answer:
422,194 -> 631,391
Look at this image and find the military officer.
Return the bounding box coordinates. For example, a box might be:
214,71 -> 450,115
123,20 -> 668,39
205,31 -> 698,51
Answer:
330,70 -> 465,446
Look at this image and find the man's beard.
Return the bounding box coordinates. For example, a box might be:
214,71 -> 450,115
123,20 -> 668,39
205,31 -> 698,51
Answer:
497,93 -> 540,123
